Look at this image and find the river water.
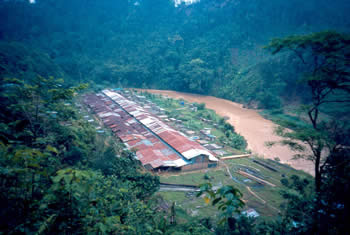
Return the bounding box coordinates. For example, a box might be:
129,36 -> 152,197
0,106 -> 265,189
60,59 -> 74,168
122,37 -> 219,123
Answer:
141,89 -> 314,175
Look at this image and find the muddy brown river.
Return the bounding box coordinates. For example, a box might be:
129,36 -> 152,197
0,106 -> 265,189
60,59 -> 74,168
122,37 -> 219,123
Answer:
142,89 -> 314,175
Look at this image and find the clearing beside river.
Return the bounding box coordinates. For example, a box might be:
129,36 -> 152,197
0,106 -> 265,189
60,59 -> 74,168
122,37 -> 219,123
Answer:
142,89 -> 313,175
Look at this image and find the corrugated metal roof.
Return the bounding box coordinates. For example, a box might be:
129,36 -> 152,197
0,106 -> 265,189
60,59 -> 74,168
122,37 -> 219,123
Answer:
84,91 -> 219,171
83,92 -> 189,169
102,89 -> 218,162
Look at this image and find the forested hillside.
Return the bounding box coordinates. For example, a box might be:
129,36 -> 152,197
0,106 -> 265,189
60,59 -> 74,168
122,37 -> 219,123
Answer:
1,0 -> 349,108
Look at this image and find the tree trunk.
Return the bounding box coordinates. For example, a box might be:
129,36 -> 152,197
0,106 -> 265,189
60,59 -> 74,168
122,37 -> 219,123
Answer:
315,152 -> 321,193
313,150 -> 322,235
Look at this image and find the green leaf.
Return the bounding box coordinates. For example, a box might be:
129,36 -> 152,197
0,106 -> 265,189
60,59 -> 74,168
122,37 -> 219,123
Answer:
96,222 -> 107,233
63,174 -> 72,185
212,197 -> 221,206
46,145 -> 58,154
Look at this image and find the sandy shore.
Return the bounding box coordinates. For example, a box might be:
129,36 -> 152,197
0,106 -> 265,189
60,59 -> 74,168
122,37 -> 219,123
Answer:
141,89 -> 314,175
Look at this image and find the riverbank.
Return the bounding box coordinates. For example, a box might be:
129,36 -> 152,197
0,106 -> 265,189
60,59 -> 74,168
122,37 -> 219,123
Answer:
140,89 -> 314,175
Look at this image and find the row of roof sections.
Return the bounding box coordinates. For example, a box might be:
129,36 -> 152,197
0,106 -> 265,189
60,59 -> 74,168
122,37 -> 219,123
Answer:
102,89 -> 218,162
83,92 -> 188,169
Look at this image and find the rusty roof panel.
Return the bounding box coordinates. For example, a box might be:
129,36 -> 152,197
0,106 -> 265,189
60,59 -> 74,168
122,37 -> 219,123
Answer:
85,90 -> 218,169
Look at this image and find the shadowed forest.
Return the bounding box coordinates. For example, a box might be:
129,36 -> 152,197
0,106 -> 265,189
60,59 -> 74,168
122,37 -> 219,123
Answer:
2,0 -> 350,107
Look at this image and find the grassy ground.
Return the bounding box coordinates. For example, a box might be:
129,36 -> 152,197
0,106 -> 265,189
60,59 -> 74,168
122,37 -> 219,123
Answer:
158,157 -> 311,222
259,108 -> 308,129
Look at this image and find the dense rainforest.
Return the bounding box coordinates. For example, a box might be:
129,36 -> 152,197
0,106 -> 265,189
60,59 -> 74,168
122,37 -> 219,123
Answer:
1,0 -> 350,234
1,0 -> 350,108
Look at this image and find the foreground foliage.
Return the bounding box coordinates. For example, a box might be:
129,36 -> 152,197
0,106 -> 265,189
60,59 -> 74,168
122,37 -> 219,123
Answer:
266,31 -> 350,234
0,77 -> 163,234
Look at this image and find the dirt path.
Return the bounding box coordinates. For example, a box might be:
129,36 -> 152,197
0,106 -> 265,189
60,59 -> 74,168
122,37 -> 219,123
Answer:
142,89 -> 314,175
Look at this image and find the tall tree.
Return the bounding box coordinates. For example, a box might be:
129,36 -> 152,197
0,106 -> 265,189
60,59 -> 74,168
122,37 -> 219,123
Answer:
266,31 -> 350,234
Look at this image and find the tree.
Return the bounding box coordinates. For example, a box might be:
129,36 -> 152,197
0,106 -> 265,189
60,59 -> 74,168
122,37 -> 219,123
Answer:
266,31 -> 350,234
197,183 -> 245,231
0,77 -> 164,233
0,143 -> 60,233
180,58 -> 214,94
42,168 -> 160,234
0,76 -> 87,147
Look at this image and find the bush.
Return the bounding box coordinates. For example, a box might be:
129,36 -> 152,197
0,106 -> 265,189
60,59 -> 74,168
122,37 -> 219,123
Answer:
197,103 -> 205,110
